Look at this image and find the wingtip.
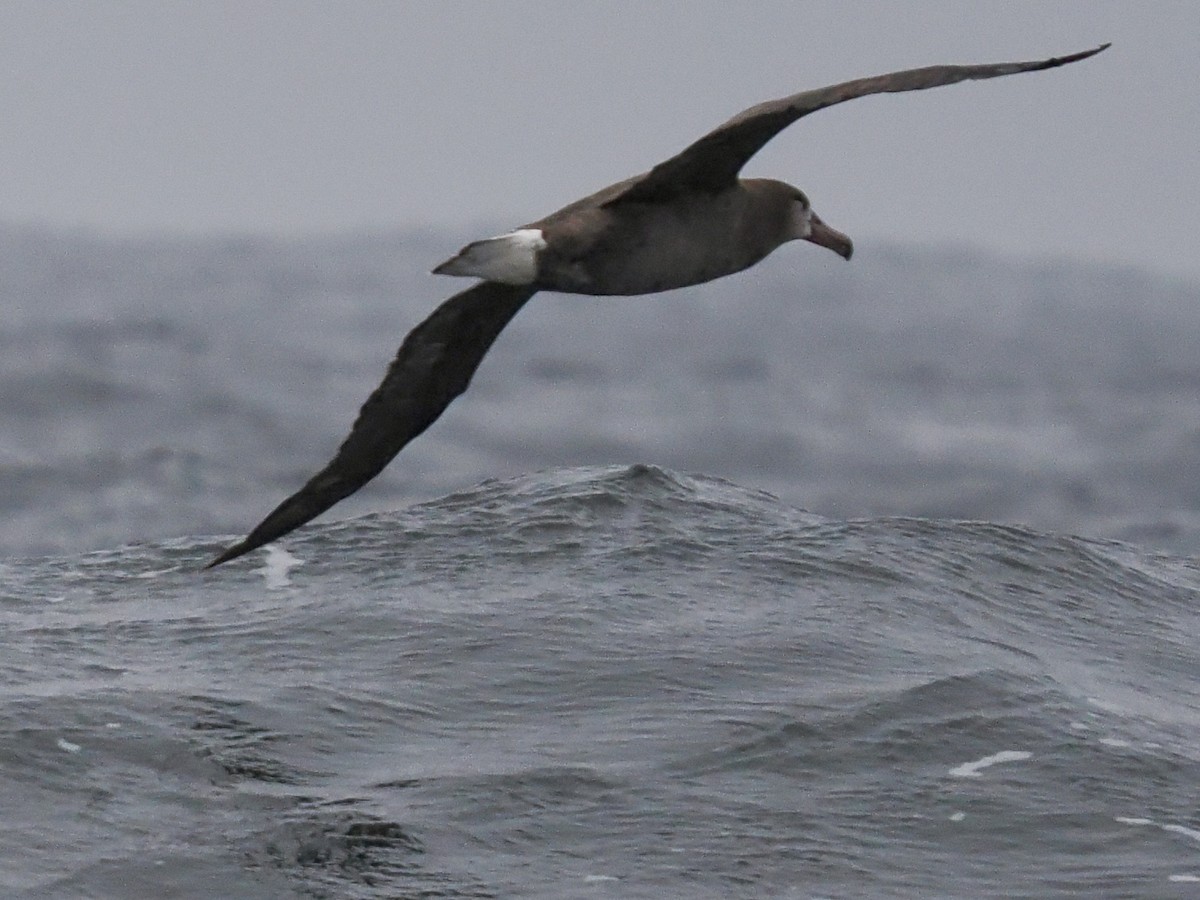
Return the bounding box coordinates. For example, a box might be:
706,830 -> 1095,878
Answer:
1030,43 -> 1110,74
203,541 -> 252,570
1071,43 -> 1111,62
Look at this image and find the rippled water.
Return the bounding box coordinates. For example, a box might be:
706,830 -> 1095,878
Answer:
5,466 -> 1200,897
2,230 -> 1199,896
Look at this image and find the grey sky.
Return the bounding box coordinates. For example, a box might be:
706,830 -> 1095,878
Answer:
2,2 -> 1196,281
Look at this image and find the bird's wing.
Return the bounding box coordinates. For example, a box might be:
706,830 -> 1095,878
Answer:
205,281 -> 537,568
605,44 -> 1109,205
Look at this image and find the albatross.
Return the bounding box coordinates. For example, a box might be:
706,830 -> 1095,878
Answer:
206,44 -> 1108,568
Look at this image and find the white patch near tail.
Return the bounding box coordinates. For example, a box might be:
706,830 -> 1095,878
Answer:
433,228 -> 546,285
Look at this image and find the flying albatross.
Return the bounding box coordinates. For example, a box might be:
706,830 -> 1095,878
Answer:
206,44 -> 1108,568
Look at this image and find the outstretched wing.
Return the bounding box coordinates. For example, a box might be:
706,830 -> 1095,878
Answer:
206,281 -> 537,568
606,44 -> 1109,205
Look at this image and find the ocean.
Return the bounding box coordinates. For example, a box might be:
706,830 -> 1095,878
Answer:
2,228 -> 1198,897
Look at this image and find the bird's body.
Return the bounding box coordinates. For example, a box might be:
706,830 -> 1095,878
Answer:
206,44 -> 1108,568
451,178 -> 835,296
534,184 -> 758,295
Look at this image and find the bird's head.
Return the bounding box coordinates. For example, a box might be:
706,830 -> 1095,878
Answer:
787,185 -> 853,261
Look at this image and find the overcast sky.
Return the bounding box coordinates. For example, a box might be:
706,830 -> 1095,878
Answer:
2,2 -> 1196,282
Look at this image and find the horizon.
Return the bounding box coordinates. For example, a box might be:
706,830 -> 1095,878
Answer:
1,3 -> 1196,283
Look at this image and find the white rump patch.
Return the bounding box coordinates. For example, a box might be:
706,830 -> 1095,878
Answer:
434,228 -> 546,285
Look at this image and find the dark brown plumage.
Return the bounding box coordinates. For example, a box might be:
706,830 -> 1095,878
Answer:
207,44 -> 1107,568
